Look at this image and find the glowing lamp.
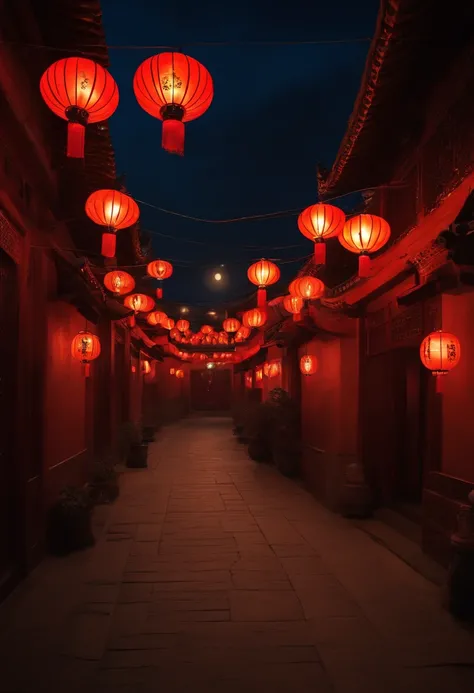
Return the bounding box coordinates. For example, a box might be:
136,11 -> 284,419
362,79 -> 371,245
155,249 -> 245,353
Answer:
298,203 -> 345,264
147,259 -> 173,298
71,330 -> 101,377
289,276 -> 325,301
223,318 -> 241,333
170,367 -> 176,375
175,369 -> 185,379
283,294 -> 304,321
201,325 -> 213,335
339,214 -> 391,277
103,270 -> 135,296
133,52 -> 213,156
40,57 -> 119,158
243,308 -> 267,329
162,317 -> 175,330
147,310 -> 167,326
420,330 -> 461,393
236,326 -> 251,340
176,319 -> 190,333
142,360 -> 151,375
247,259 -> 280,308
300,354 -> 317,375
85,189 -> 140,258
124,293 -> 154,327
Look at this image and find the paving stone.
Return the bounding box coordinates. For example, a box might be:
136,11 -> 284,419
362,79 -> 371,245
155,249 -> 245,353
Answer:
230,590 -> 304,621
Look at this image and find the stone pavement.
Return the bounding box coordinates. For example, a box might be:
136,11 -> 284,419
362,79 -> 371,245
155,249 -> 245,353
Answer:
1,417 -> 474,693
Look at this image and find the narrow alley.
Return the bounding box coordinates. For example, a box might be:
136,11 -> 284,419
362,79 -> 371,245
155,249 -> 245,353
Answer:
1,418 -> 473,693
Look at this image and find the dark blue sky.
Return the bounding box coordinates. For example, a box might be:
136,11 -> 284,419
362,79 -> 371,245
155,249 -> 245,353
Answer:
101,0 -> 379,305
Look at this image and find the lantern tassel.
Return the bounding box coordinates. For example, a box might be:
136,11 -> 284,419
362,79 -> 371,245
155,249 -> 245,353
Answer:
83,363 -> 90,378
162,120 -> 185,156
101,232 -> 116,258
436,375 -> 443,394
314,242 -> 326,265
293,313 -> 301,322
359,254 -> 371,278
128,315 -> 136,328
67,122 -> 85,158
257,288 -> 266,308
156,285 -> 163,299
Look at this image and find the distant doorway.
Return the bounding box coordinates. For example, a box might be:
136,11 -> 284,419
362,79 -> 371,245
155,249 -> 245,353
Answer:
191,369 -> 232,412
0,250 -> 19,598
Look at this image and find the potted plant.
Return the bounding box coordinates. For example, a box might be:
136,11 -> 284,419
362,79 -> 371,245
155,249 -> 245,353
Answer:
267,388 -> 301,477
89,457 -> 119,504
121,421 -> 148,468
46,486 -> 94,555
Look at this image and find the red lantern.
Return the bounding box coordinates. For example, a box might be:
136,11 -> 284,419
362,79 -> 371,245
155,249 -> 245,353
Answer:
201,325 -> 213,335
339,214 -> 391,277
40,57 -> 119,158
289,276 -> 325,301
147,260 -> 173,298
142,360 -> 152,375
85,190 -> 140,259
162,317 -> 175,330
255,367 -> 263,382
176,319 -> 190,333
268,360 -> 281,378
124,293 -> 154,327
170,328 -> 181,341
243,308 -> 267,329
218,331 -> 229,344
283,294 -> 304,321
133,52 -> 214,156
71,330 -> 101,377
247,259 -> 280,308
169,367 -> 176,375
223,318 -> 241,333
298,203 -> 345,265
236,326 -> 251,340
263,362 -> 270,377
175,369 -> 185,379
103,270 -> 135,296
420,330 -> 461,393
300,354 -> 317,375
147,310 -> 167,326
191,333 -> 202,346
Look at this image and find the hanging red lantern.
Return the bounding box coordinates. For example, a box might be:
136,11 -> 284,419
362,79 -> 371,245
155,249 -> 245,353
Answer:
40,57 -> 119,159
85,189 -> 140,259
236,326 -> 251,340
243,308 -> 267,329
147,310 -> 167,326
283,294 -> 304,321
255,367 -> 263,382
191,333 -> 202,346
133,52 -> 214,156
103,270 -> 135,296
339,214 -> 391,278
169,367 -> 176,375
176,319 -> 190,333
420,330 -> 461,393
218,331 -> 229,344
223,317 -> 241,333
263,362 -> 270,377
300,354 -> 317,375
268,360 -> 281,378
298,203 -> 345,265
124,293 -> 155,327
201,325 -> 213,335
142,360 -> 152,375
247,259 -> 280,308
147,260 -> 173,298
289,276 -> 325,301
162,317 -> 175,330
71,330 -> 101,377
175,369 -> 185,379
170,328 -> 181,341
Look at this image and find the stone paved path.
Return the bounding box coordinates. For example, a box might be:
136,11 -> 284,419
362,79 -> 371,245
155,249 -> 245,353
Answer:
1,417 -> 474,692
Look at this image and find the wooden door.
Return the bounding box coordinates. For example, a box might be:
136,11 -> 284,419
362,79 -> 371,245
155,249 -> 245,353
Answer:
190,369 -> 232,412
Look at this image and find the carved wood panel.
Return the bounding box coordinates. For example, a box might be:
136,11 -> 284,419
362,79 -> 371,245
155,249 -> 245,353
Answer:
0,212 -> 22,265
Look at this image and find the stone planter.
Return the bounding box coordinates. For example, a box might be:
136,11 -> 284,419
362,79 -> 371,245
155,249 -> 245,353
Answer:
47,491 -> 94,555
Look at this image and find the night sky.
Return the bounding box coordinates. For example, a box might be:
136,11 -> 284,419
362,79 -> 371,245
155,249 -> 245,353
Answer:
101,0 -> 379,306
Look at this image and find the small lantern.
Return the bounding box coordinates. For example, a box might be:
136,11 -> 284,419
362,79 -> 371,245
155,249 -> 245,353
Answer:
298,203 -> 345,265
283,294 -> 304,321
142,360 -> 151,375
176,319 -> 190,333
339,214 -> 391,278
71,330 -> 101,377
247,259 -> 280,308
175,369 -> 185,379
85,189 -> 140,259
300,354 -> 317,376
223,317 -> 241,333
124,293 -> 155,327
162,317 -> 175,330
420,330 -> 461,393
147,259 -> 173,298
243,308 -> 267,329
104,270 -> 135,296
170,367 -> 176,375
147,310 -> 167,326
289,276 -> 325,301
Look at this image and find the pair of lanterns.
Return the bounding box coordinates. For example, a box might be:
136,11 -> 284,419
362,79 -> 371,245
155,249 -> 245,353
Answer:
40,52 -> 213,159
298,203 -> 391,278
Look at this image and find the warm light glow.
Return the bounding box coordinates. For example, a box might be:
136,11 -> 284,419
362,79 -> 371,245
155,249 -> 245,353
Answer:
175,369 -> 185,379
142,360 -> 151,374
223,318 -> 241,333
268,360 -> 281,378
85,190 -> 140,230
300,354 -> 317,375
133,52 -> 213,156
289,276 -> 325,301
283,295 -> 304,314
71,331 -> 101,363
103,271 -> 135,296
298,203 -> 345,264
247,259 -> 280,288
40,57 -> 119,158
169,368 -> 176,375
236,326 -> 251,340
162,317 -> 175,330
147,259 -> 173,280
255,367 -> 263,382
207,310 -> 217,316
206,362 -> 215,370
339,214 -> 391,277
243,308 -> 267,329
147,310 -> 167,326
420,331 -> 461,376
214,272 -> 222,282
180,306 -> 189,314
176,319 -> 190,333
124,293 -> 155,313
201,325 -> 213,335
